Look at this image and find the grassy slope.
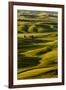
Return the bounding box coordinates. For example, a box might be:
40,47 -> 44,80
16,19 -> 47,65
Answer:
18,66 -> 57,79
17,33 -> 58,79
17,10 -> 58,79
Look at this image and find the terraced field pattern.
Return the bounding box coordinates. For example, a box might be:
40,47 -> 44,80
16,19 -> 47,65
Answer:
17,10 -> 58,80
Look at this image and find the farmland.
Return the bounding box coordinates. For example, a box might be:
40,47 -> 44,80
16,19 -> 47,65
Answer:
17,10 -> 58,80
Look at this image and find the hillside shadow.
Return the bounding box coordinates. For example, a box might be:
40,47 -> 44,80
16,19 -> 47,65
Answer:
18,54 -> 41,68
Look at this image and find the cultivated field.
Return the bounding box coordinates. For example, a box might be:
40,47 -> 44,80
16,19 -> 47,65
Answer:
17,10 -> 58,79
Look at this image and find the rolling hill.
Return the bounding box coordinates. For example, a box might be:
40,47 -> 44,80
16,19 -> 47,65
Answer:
17,10 -> 58,80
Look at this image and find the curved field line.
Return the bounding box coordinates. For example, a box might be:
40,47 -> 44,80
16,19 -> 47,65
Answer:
18,66 -> 57,79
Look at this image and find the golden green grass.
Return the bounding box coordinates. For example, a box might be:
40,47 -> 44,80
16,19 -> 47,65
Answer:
17,33 -> 58,79
17,10 -> 58,80
18,66 -> 57,79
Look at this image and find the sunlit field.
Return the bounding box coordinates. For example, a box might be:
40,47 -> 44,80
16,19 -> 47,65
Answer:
17,10 -> 58,80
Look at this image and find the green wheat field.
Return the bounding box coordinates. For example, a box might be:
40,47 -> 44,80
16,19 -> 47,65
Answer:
17,10 -> 58,80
